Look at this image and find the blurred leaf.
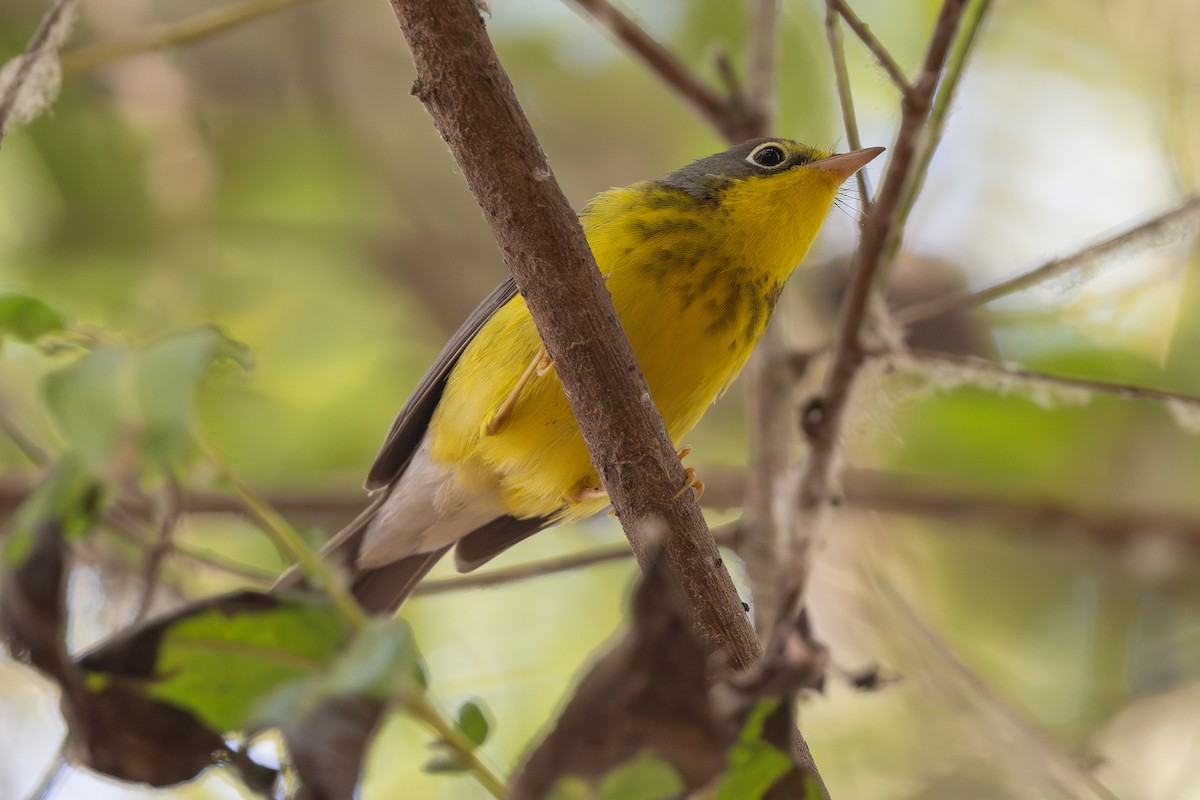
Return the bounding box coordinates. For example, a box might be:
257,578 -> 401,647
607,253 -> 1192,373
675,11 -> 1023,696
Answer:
265,618 -> 423,798
79,591 -> 348,734
42,325 -> 252,475
596,752 -> 685,800
137,325 -> 251,465
4,456 -> 100,565
544,776 -> 590,800
43,345 -> 134,471
3,521 -> 228,787
715,699 -> 791,800
457,699 -> 491,749
0,292 -> 68,342
511,544 -> 724,799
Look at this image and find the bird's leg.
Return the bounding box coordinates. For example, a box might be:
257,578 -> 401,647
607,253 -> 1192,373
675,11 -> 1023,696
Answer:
531,273 -> 610,381
485,345 -> 547,436
491,274 -> 613,433
575,446 -> 703,512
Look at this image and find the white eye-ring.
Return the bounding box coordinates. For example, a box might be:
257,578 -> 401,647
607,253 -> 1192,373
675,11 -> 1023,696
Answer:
747,142 -> 787,169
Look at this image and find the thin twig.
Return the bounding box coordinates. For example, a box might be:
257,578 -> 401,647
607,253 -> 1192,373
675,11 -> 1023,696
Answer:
887,0 -> 991,265
823,0 -> 871,206
401,693 -> 508,799
897,347 -> 1200,413
415,543 -> 633,595
846,468 -> 1200,552
745,0 -> 780,104
869,571 -> 1123,800
132,473 -> 182,623
198,436 -> 367,631
0,0 -> 74,145
0,403 -> 51,467
414,525 -> 741,596
829,0 -> 913,98
563,0 -> 748,142
60,0 -> 317,74
787,0 -> 970,618
893,194 -> 1200,326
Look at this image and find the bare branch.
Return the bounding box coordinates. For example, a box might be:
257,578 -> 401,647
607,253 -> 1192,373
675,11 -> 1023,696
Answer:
788,0 -> 971,617
846,469 -> 1200,553
888,0 -> 991,263
415,525 -> 741,596
829,0 -> 913,97
60,0 -> 316,74
132,473 -> 182,623
0,0 -> 75,145
894,194 -> 1200,327
389,0 -> 761,670
869,572 -> 1124,800
745,0 -> 780,103
823,0 -> 872,206
563,0 -> 755,143
0,402 -> 51,467
896,347 -> 1200,414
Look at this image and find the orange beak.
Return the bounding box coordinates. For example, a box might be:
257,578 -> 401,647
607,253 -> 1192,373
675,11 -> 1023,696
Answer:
811,146 -> 885,182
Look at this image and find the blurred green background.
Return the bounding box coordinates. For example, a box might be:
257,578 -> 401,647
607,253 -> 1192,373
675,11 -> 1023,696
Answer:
2,0 -> 1199,798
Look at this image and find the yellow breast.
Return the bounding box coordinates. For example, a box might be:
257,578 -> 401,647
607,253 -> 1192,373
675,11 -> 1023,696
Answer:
429,168 -> 842,521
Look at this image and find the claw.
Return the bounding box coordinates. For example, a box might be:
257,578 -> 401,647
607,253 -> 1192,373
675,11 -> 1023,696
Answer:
672,466 -> 705,501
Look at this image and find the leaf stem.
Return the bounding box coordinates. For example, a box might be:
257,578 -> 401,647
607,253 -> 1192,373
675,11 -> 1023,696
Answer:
402,693 -> 508,799
197,436 -> 367,631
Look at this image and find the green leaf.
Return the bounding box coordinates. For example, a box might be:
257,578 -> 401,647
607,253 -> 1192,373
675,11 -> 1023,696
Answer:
715,699 -> 792,800
456,699 -> 490,748
42,326 -> 252,474
81,593 -> 349,734
596,752 -> 685,800
43,347 -> 135,472
255,617 -> 424,727
0,293 -> 68,342
546,777 -> 591,800
137,326 -> 251,466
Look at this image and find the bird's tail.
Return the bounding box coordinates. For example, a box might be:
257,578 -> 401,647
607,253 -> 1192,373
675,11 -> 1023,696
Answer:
272,495 -> 449,614
273,499 -> 554,613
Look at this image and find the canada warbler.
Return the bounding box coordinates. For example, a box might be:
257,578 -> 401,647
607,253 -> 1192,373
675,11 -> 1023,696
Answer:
318,138 -> 882,611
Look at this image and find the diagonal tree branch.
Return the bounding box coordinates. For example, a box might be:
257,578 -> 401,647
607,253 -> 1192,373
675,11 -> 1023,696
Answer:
387,0 -> 760,669
828,0 -> 913,98
887,0 -> 990,264
0,0 -> 75,145
786,0 -> 970,618
563,0 -> 761,142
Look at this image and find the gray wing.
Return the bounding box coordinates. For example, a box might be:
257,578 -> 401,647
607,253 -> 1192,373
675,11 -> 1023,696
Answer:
364,275 -> 521,491
292,275 -> 559,613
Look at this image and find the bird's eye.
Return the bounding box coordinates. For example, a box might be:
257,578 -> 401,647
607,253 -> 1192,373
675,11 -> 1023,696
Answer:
748,144 -> 787,169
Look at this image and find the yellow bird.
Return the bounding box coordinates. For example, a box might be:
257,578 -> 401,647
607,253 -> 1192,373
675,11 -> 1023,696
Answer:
322,138 -> 882,612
